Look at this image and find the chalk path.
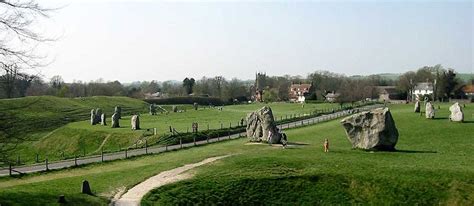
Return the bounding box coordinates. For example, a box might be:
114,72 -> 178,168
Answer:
113,155 -> 230,206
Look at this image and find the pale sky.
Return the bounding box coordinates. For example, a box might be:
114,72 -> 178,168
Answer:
39,0 -> 473,83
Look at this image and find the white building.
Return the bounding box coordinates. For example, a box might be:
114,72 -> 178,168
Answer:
413,82 -> 434,100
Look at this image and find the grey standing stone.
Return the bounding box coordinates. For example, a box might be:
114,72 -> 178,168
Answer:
100,113 -> 106,126
425,101 -> 435,119
111,113 -> 120,128
246,106 -> 286,144
414,101 -> 420,113
90,109 -> 96,125
115,106 -> 122,119
449,102 -> 464,122
81,180 -> 93,195
193,102 -> 198,110
172,105 -> 178,113
340,107 -> 398,151
131,115 -> 140,130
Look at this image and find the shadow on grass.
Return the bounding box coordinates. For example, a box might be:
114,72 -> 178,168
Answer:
432,117 -> 448,120
461,120 -> 474,124
393,150 -> 437,154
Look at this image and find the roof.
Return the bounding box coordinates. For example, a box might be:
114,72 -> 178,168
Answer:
375,86 -> 398,95
325,92 -> 340,98
290,83 -> 311,90
414,82 -> 433,91
463,84 -> 474,93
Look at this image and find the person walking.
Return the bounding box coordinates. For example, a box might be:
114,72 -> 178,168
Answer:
323,139 -> 329,152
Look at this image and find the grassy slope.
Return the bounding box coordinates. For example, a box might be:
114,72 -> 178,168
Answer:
142,103 -> 474,205
0,103 -> 472,205
0,96 -> 148,163
12,102 -> 337,164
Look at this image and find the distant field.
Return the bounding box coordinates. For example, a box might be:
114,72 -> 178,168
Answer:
6,98 -> 340,165
0,103 -> 472,205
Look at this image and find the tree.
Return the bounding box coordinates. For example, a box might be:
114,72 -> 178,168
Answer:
182,77 -> 195,95
0,0 -> 54,67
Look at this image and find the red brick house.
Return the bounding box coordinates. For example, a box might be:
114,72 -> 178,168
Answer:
289,83 -> 312,103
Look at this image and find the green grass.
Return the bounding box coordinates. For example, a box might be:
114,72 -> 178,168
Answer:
0,103 -> 472,205
9,101 -> 338,165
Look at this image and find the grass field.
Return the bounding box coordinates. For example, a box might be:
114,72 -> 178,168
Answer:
6,98 -> 339,165
0,102 -> 472,205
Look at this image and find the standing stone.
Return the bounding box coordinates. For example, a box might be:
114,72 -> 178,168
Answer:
425,101 -> 435,119
340,107 -> 398,151
193,102 -> 198,110
131,115 -> 140,130
115,106 -> 122,119
81,180 -> 93,195
111,113 -> 120,128
149,104 -> 157,115
172,105 -> 178,113
94,108 -> 102,124
449,102 -> 464,122
100,113 -> 106,126
414,101 -> 420,113
246,106 -> 287,144
90,109 -> 97,125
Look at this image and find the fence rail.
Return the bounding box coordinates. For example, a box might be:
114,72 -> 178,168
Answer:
0,104 -> 382,177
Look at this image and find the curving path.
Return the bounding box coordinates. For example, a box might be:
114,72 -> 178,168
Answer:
113,155 -> 231,206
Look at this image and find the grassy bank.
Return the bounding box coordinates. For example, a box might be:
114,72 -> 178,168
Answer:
0,103 -> 472,205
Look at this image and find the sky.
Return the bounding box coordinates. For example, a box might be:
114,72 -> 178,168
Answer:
39,0 -> 473,83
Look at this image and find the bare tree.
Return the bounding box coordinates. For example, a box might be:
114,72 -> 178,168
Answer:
0,0 -> 54,163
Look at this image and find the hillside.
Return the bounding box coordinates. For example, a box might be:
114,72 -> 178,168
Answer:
0,96 -> 149,140
0,103 -> 472,205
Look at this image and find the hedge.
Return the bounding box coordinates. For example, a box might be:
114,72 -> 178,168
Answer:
144,96 -> 224,105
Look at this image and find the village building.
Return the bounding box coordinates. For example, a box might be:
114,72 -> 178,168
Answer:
325,91 -> 340,103
412,82 -> 434,100
376,86 -> 400,102
289,83 -> 312,103
462,84 -> 474,100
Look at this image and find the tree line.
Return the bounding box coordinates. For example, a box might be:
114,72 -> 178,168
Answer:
1,64 -> 471,103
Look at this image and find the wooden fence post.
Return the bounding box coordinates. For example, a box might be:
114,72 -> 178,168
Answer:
74,156 -> 77,166
101,149 -> 104,162
125,149 -> 128,159
9,163 -> 12,176
193,136 -> 196,146
35,154 -> 39,163
145,140 -> 148,154
45,158 -> 49,171
180,137 -> 183,149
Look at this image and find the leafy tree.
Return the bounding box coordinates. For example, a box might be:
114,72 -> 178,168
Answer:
182,77 -> 196,95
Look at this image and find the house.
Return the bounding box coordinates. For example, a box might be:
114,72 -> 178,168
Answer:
325,91 -> 340,103
412,82 -> 434,100
376,86 -> 400,101
462,84 -> 474,99
289,83 -> 312,103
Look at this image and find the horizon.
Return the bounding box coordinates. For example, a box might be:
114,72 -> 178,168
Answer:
38,0 -> 473,83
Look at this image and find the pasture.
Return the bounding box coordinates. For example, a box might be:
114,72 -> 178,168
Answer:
0,103 -> 472,205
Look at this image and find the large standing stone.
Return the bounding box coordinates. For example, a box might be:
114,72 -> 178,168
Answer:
414,101 -> 420,113
193,102 -> 198,110
340,107 -> 398,151
111,113 -> 120,128
100,113 -> 106,126
449,102 -> 464,122
172,105 -> 178,113
131,115 -> 140,130
149,104 -> 157,115
115,106 -> 122,119
95,108 -> 102,123
246,106 -> 287,144
425,101 -> 435,119
90,109 -> 97,125
81,180 -> 93,195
